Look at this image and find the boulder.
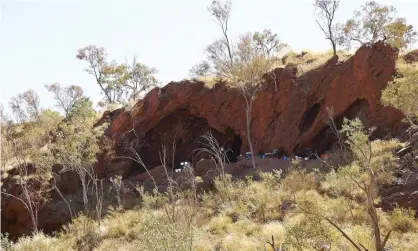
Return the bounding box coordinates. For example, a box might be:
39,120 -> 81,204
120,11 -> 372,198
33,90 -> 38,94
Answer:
403,49 -> 418,64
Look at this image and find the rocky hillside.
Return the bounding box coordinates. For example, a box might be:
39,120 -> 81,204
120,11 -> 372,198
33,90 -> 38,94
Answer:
2,42 -> 413,240
97,42 -> 405,177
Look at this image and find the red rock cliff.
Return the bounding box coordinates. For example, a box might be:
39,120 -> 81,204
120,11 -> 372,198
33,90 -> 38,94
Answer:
1,42 -> 408,240
98,42 -> 405,176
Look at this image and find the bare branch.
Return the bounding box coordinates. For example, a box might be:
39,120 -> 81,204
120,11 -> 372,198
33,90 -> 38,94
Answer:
324,218 -> 363,251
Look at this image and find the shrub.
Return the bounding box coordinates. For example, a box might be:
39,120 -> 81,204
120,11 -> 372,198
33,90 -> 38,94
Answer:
207,215 -> 233,235
61,215 -> 101,251
1,233 -> 12,251
389,207 -> 417,233
219,233 -> 260,251
11,232 -> 72,251
229,219 -> 261,236
280,170 -> 319,194
258,221 -> 286,244
382,69 -> 418,122
133,210 -> 194,251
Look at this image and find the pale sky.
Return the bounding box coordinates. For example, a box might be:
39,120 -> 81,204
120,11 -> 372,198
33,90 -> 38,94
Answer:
1,0 -> 417,112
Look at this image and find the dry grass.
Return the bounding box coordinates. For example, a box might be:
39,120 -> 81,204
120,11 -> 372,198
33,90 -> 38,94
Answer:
196,75 -> 220,88
6,140 -> 418,251
274,49 -> 352,76
396,57 -> 418,77
193,50 -> 354,88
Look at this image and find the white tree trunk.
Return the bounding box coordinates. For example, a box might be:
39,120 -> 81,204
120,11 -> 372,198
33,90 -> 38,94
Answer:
80,170 -> 89,215
245,97 -> 256,169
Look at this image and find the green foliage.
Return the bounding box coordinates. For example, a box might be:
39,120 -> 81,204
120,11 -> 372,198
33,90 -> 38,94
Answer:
9,90 -> 41,123
385,18 -> 417,50
45,83 -> 84,118
10,232 -> 72,251
77,45 -> 158,105
389,208 -> 417,233
123,56 -> 159,101
341,1 -> 417,50
280,169 -> 319,194
61,215 -> 101,251
1,233 -> 12,251
52,98 -> 104,172
252,29 -> 287,58
382,70 -> 418,122
1,108 -> 62,176
132,212 -> 194,251
205,174 -> 284,222
1,92 -> 63,169
8,162 -> 418,251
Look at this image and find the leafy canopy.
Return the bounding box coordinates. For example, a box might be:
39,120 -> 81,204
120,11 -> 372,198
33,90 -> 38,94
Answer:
341,1 -> 417,50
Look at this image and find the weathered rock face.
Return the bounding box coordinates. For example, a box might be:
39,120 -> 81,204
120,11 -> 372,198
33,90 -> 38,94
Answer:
2,42 -> 409,240
1,165 -> 80,240
381,127 -> 418,215
98,42 -> 405,176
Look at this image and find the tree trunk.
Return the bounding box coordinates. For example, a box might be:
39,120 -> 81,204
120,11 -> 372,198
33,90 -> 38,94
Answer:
368,175 -> 384,251
21,180 -> 38,232
332,41 -> 337,56
370,204 -> 383,251
80,171 -> 89,215
245,98 -> 256,169
54,185 -> 73,219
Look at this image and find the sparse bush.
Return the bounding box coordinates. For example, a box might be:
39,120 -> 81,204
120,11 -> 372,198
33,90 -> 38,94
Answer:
389,208 -> 417,233
61,215 -> 101,251
340,1 -> 417,50
280,170 -> 319,194
1,233 -> 12,251
109,175 -> 125,210
11,232 -> 72,251
258,221 -> 286,244
9,163 -> 418,251
207,215 -> 233,235
131,210 -> 195,251
7,118 -> 418,251
220,233 -> 260,251
382,70 -> 418,124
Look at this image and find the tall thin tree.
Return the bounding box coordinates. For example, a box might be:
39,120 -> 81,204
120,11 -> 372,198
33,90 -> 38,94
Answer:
314,0 -> 341,56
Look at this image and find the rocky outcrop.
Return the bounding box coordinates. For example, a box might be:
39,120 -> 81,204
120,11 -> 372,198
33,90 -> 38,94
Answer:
403,49 -> 418,64
98,42 -> 406,176
1,165 -> 80,240
2,42 -> 409,240
381,127 -> 418,214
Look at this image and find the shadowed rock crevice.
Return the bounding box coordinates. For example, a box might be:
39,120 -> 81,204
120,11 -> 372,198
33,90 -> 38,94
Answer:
296,99 -> 373,155
300,103 -> 321,134
338,98 -> 370,124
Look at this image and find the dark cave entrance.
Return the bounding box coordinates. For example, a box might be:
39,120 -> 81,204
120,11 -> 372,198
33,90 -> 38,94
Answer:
300,103 -> 321,134
307,98 -> 370,155
127,110 -> 244,175
226,133 -> 242,162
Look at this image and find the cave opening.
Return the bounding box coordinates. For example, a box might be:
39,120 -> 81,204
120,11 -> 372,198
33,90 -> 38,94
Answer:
300,103 -> 321,134
301,98 -> 370,155
227,134 -> 242,162
127,110 -> 246,175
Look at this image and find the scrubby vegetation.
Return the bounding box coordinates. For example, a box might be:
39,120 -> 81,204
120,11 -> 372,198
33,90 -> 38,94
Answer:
382,57 -> 418,124
2,0 -> 418,250
3,94 -> 418,250
2,118 -> 418,251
